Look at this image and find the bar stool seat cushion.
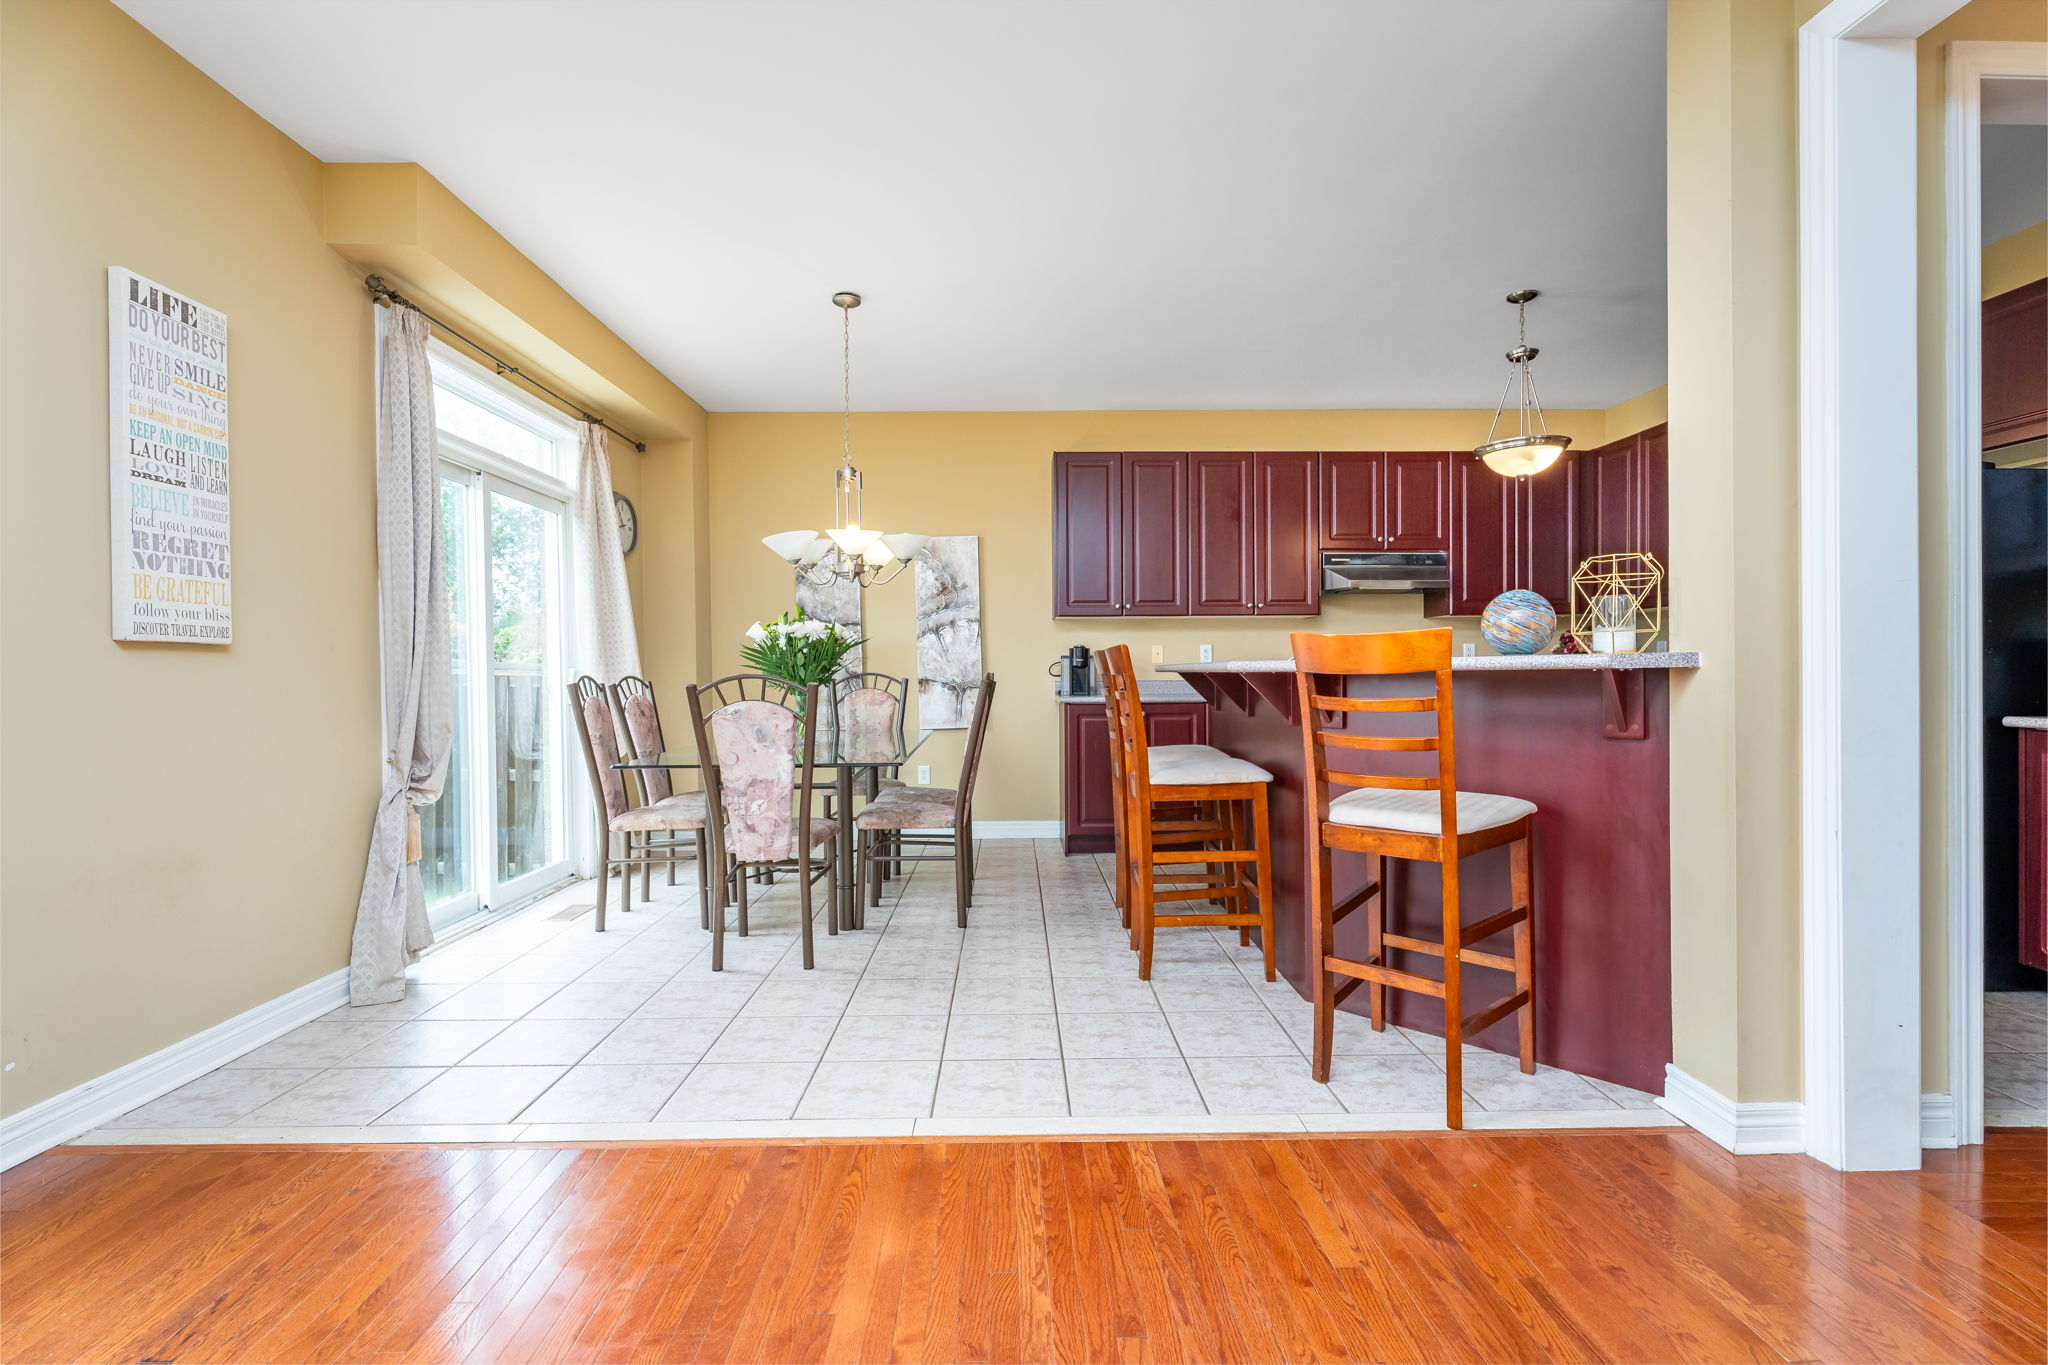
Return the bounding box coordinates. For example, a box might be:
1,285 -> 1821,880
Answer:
1327,787 -> 1536,836
608,790 -> 709,833
855,785 -> 958,830
1148,747 -> 1274,786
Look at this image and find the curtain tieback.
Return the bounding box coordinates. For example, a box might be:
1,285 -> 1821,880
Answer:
405,799 -> 423,865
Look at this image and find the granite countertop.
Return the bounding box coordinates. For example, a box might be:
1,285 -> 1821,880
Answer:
1055,679 -> 1204,704
2004,716 -> 2048,731
1163,651 -> 1702,674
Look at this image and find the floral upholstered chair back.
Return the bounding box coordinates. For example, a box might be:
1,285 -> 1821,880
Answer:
611,676 -> 672,802
704,697 -> 805,864
569,676 -> 633,825
837,687 -> 902,763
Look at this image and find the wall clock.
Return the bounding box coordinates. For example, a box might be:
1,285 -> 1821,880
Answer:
614,492 -> 638,554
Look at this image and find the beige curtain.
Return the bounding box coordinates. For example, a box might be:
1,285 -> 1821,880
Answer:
571,421 -> 641,684
348,307 -> 453,1005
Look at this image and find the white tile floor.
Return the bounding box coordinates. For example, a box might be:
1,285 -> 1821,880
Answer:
77,840 -> 1682,1146
1985,990 -> 2047,1126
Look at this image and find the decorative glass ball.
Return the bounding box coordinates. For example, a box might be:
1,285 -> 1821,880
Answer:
1480,589 -> 1557,655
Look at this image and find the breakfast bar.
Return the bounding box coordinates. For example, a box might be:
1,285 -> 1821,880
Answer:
1162,652 -> 1700,1094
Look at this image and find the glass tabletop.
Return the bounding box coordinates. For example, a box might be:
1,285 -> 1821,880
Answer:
613,729 -> 931,772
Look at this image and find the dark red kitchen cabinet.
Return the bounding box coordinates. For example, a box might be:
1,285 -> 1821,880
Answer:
1251,451 -> 1319,614
1575,423 -> 1669,565
1426,454 -> 1511,616
1319,451 -> 1384,549
1053,452 -> 1121,616
1985,280 -> 2047,450
1515,454 -> 1578,608
1188,452 -> 1254,616
1382,451 -> 1452,551
1061,699 -> 1212,854
1121,453 -> 1189,616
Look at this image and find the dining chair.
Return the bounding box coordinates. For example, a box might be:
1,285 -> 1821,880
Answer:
1290,627 -> 1537,1130
853,674 -> 996,927
1100,650 -> 1275,982
568,675 -> 709,933
684,674 -> 838,970
834,672 -> 909,878
1096,645 -> 1236,929
609,674 -> 691,898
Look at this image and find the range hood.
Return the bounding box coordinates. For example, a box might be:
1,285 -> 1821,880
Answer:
1319,550 -> 1449,593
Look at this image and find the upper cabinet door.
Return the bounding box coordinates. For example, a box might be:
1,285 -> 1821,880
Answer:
1122,452 -> 1189,616
1188,451 -> 1254,616
1515,454 -> 1578,609
1319,451 -> 1384,549
1253,451 -> 1320,614
1985,280 -> 2047,449
1427,454 -> 1511,616
1575,424 -> 1669,566
1053,452 -> 1122,616
1382,451 -> 1452,552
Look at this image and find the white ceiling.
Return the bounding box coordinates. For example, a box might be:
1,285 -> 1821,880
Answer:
1983,79 -> 2048,245
116,0 -> 1667,412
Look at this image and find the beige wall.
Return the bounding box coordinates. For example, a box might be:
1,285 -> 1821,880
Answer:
703,400 -> 1662,823
0,0 -> 707,1116
1983,220 -> 2047,298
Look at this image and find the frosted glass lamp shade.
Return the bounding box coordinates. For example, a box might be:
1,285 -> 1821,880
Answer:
882,533 -> 931,562
862,541 -> 894,566
1475,435 -> 1570,477
826,526 -> 882,556
797,536 -> 833,566
763,529 -> 820,561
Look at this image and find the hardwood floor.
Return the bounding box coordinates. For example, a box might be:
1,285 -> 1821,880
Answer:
2,1130 -> 2041,1364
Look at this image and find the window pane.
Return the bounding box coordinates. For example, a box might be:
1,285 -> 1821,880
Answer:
490,491 -> 561,881
437,383 -> 561,476
421,476 -> 473,908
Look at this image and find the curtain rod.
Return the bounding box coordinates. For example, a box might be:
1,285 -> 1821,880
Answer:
364,275 -> 649,452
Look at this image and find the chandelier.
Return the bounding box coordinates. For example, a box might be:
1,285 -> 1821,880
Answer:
1474,289 -> 1572,477
762,292 -> 929,588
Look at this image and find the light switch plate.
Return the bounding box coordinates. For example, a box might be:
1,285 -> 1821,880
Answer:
1462,643 -> 1477,656
1199,644 -> 1214,662
917,765 -> 930,785
1150,645 -> 1164,664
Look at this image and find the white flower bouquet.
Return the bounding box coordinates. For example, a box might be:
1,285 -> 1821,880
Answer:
740,605 -> 865,687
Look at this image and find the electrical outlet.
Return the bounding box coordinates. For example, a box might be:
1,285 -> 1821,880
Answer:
1199,644 -> 1213,663
1462,643 -> 1477,657
917,765 -> 930,785
1150,644 -> 1164,665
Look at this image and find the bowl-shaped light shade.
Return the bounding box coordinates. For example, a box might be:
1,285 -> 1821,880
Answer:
882,533 -> 931,562
1475,434 -> 1571,478
763,529 -> 821,561
797,535 -> 834,567
862,541 -> 894,566
827,526 -> 883,556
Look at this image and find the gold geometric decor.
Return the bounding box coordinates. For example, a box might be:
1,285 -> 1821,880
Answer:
1567,552 -> 1665,654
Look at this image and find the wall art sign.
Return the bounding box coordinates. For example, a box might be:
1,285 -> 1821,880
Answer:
915,535 -> 982,729
108,267 -> 232,643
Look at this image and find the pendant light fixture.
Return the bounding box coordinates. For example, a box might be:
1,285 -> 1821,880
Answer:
762,292 -> 929,587
1473,289 -> 1572,477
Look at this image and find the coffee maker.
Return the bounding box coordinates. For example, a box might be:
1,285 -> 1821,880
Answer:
1051,645 -> 1094,696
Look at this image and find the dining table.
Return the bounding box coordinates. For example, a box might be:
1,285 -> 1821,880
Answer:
613,727 -> 931,937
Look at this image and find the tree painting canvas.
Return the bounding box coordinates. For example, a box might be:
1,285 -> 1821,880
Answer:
794,568 -> 861,675
915,536 -> 982,729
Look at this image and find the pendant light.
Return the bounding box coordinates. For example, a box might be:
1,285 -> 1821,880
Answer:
1474,289 -> 1572,477
762,292 -> 929,587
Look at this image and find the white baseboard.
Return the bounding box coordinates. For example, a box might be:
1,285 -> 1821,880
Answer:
1920,1092 -> 1958,1148
0,967 -> 349,1171
1655,1064 -> 1806,1154
1656,1069 -> 1964,1156
962,821 -> 1063,839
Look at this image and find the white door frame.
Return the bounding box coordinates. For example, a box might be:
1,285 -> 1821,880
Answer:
1797,0 -> 1966,1171
1942,41 -> 2048,1152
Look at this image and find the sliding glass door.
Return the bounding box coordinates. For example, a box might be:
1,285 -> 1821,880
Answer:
420,347 -> 579,932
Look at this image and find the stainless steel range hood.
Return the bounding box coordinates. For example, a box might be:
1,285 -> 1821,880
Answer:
1319,550 -> 1449,593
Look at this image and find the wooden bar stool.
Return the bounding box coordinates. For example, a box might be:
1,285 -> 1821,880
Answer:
1096,644 -> 1233,928
1289,628 -> 1536,1129
1100,645 -> 1275,982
